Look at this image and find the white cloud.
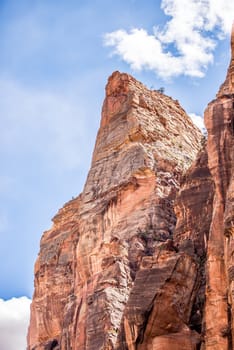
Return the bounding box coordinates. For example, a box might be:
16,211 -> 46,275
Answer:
104,0 -> 234,79
189,113 -> 206,134
0,297 -> 31,350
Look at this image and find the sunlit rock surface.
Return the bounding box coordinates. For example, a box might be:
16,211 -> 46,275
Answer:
28,70 -> 203,349
27,24 -> 234,349
203,23 -> 234,350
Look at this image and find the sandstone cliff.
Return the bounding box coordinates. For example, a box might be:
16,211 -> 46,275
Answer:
202,23 -> 234,350
28,25 -> 234,350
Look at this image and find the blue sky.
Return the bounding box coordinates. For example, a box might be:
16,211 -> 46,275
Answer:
0,0 -> 233,348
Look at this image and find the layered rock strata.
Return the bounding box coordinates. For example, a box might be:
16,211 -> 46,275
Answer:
28,24 -> 234,350
27,71 -> 203,349
203,23 -> 234,350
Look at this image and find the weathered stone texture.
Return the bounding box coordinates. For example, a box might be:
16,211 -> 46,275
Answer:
28,23 -> 234,350
28,197 -> 81,349
202,23 -> 234,350
28,70 -> 202,349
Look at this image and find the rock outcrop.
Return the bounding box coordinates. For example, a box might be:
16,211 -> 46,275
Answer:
203,22 -> 234,350
28,24 -> 234,350
27,71 -> 202,349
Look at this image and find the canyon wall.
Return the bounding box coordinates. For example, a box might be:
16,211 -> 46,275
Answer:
203,23 -> 234,350
27,25 -> 234,350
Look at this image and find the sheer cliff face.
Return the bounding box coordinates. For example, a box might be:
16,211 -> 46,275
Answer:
27,72 -> 202,350
28,25 -> 234,350
203,23 -> 234,350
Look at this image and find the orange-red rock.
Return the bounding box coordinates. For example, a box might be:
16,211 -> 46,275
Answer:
28,23 -> 234,350
27,71 -> 202,349
203,22 -> 234,350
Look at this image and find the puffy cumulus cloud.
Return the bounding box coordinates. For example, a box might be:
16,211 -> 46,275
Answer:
104,0 -> 234,79
189,113 -> 206,134
0,297 -> 31,350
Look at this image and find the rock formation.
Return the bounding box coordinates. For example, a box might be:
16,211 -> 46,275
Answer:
27,24 -> 234,350
203,22 -> 234,350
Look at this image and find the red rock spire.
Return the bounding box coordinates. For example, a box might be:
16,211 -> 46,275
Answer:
27,71 -> 203,350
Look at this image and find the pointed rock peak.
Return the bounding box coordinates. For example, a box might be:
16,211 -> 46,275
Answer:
105,71 -> 145,97
217,21 -> 234,97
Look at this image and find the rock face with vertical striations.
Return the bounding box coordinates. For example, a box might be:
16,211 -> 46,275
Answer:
203,22 -> 234,350
28,24 -> 234,350
27,71 -> 202,349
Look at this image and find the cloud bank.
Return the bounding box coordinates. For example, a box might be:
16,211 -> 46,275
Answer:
189,113 -> 206,134
0,297 -> 31,350
104,0 -> 234,79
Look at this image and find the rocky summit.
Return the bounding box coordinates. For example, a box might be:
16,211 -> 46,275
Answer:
28,25 -> 234,350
